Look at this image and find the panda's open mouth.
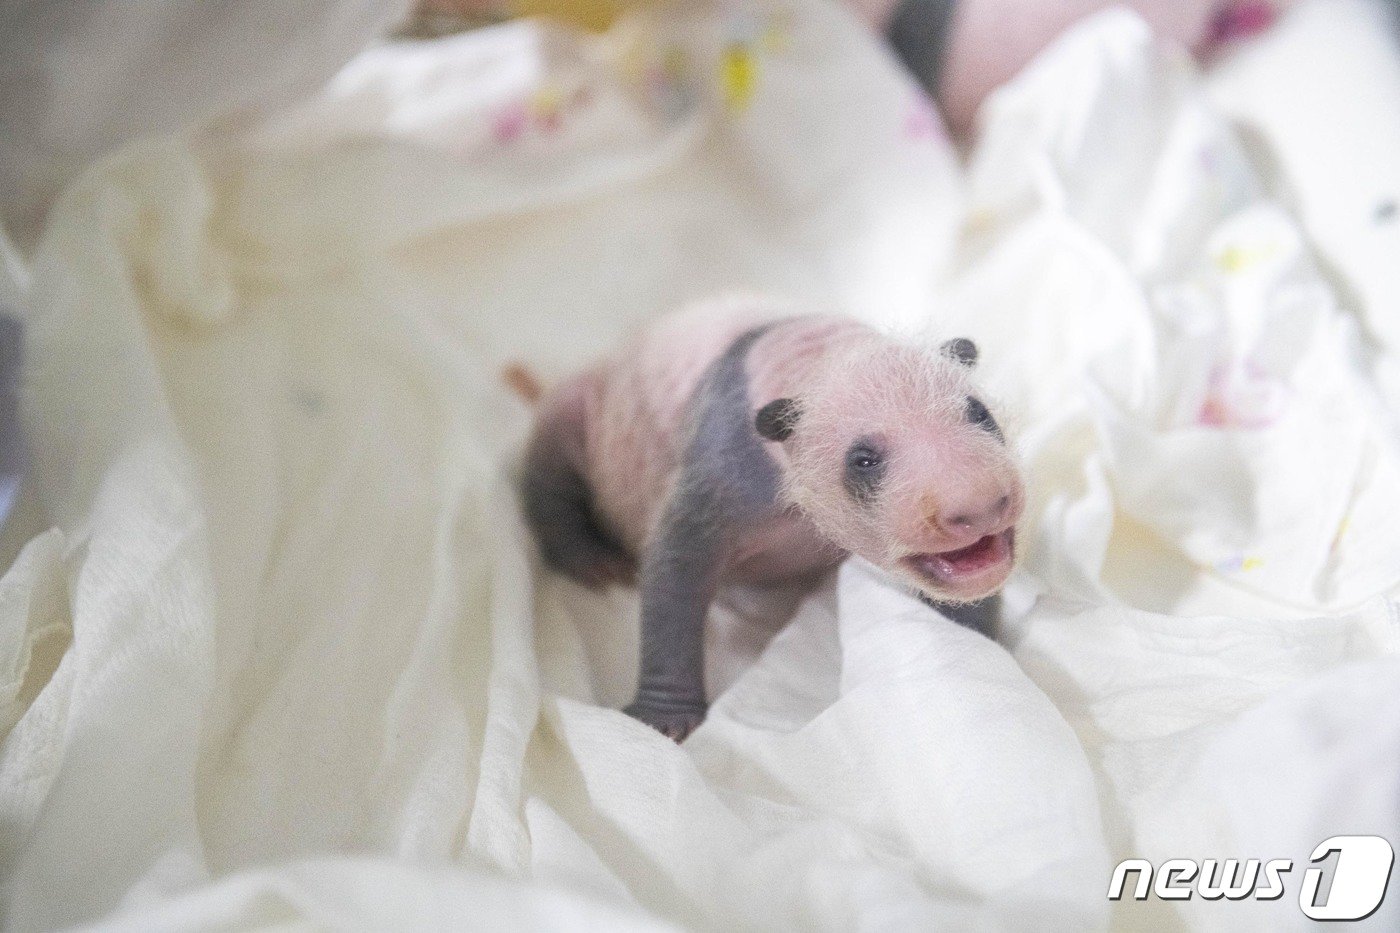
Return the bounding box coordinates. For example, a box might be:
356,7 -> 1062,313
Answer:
902,529 -> 1015,591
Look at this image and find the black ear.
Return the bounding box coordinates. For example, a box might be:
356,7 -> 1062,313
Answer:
941,337 -> 978,367
755,398 -> 800,442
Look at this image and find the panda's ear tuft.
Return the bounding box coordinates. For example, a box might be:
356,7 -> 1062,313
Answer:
941,337 -> 978,367
755,398 -> 801,442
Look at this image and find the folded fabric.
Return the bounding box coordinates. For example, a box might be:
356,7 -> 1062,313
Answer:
1,3 -> 1397,931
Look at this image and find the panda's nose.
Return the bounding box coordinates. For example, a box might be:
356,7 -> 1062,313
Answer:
922,493 -> 1012,543
944,495 -> 1010,533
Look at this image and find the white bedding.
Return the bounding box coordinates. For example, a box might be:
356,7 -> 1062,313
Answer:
2,1 -> 1399,930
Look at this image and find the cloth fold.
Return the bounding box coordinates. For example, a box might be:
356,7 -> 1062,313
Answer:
1,2 -> 1398,930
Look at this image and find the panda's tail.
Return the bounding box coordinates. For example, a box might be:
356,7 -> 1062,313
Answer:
501,362 -> 544,406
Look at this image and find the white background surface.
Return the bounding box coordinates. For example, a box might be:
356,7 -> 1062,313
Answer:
2,1 -> 1399,929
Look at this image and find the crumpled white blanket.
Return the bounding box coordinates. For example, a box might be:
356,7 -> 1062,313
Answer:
2,1 -> 1399,931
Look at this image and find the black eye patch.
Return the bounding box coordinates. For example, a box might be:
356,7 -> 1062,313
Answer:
843,440 -> 887,504
965,396 -> 1003,441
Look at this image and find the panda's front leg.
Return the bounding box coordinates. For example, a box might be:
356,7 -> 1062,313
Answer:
623,483 -> 730,742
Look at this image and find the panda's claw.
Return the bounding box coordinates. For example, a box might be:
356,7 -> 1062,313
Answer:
623,698 -> 708,743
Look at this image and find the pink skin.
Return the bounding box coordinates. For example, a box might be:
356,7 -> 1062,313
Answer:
523,296 -> 1024,741
575,296 -> 1024,605
933,0 -> 1224,134
768,329 -> 1024,602
851,0 -> 1290,138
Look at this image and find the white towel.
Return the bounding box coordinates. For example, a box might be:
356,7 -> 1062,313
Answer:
1,2 -> 1397,930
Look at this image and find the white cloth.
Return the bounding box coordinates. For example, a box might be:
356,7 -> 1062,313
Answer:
1,1 -> 1398,931
0,0 -> 411,249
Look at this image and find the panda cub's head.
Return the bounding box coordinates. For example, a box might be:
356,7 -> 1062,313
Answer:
756,334 -> 1023,603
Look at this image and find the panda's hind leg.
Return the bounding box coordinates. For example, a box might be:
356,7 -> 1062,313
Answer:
520,377 -> 635,588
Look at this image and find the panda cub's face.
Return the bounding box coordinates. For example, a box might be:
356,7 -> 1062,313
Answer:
756,335 -> 1023,603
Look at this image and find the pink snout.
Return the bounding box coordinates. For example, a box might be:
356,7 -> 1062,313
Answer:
938,494 -> 1013,542
913,488 -> 1019,551
896,484 -> 1023,600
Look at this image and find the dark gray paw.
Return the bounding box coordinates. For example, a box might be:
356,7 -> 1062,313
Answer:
623,697 -> 708,742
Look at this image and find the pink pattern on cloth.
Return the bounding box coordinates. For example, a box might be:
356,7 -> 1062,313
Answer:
1205,1 -> 1277,46
1197,359 -> 1290,429
491,103 -> 527,144
489,84 -> 595,146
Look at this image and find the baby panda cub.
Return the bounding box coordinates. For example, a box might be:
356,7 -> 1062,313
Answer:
521,295 -> 1024,740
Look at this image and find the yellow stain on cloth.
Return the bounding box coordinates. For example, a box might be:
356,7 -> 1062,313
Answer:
1214,242 -> 1279,273
720,43 -> 758,112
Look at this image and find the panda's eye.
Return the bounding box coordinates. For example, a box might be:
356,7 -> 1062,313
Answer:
843,441 -> 887,503
848,448 -> 881,470
965,396 -> 1003,441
